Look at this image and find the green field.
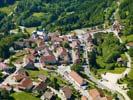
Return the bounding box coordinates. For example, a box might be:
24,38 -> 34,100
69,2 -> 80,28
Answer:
32,12 -> 45,18
98,67 -> 126,74
121,34 -> 133,43
0,2 -> 18,14
11,92 -> 39,100
25,27 -> 36,34
27,69 -> 49,81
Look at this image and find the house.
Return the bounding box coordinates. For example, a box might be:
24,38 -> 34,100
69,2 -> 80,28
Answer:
24,61 -> 38,70
0,62 -> 8,71
86,42 -> 94,52
17,78 -> 33,91
69,71 -> 86,87
4,67 -> 16,74
117,57 -> 127,67
51,35 -> 63,43
13,69 -> 29,82
127,42 -> 133,48
56,47 -> 70,64
35,45 -> 46,53
0,84 -> 13,93
41,91 -> 54,100
84,33 -> 93,43
72,49 -> 80,64
60,86 -> 72,100
81,96 -> 88,100
89,89 -> 112,100
89,89 -> 101,100
13,39 -> 33,50
40,54 -> 57,66
13,41 -> 25,50
32,30 -> 48,41
33,81 -> 47,95
23,54 -> 35,66
38,74 -> 47,82
70,40 -> 80,49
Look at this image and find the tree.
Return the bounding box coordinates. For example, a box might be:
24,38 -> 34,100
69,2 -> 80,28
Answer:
105,52 -> 120,63
71,64 -> 83,73
0,89 -> 10,100
128,48 -> 133,57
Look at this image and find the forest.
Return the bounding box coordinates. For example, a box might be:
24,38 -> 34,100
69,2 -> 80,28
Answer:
0,0 -> 115,33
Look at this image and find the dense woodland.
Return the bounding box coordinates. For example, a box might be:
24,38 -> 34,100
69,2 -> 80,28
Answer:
119,0 -> 133,36
91,33 -> 126,69
0,0 -> 115,33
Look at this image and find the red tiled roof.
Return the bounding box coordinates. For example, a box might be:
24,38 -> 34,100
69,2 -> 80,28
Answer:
61,86 -> 72,99
127,42 -> 133,47
89,89 -> 101,99
69,71 -> 84,86
81,96 -> 88,100
0,62 -> 8,70
57,47 -> 67,56
40,55 -> 56,63
51,36 -> 63,42
18,78 -> 33,89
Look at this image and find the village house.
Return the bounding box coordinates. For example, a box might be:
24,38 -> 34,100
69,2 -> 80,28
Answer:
13,69 -> 29,82
41,91 -> 55,100
32,30 -> 48,41
60,86 -> 72,100
13,41 -> 26,50
83,33 -> 94,52
81,96 -> 88,100
113,21 -> 121,33
50,34 -> 63,44
117,57 -> 127,67
23,54 -> 35,66
56,47 -> 70,64
0,62 -> 8,71
69,71 -> 86,87
38,74 -> 47,82
127,42 -> 133,48
33,81 -> 47,95
0,84 -> 13,93
35,45 -> 47,55
17,78 -> 33,91
70,40 -> 81,49
24,61 -> 38,70
40,54 -> 57,67
13,38 -> 35,50
89,89 -> 112,100
72,49 -> 80,64
60,35 -> 68,42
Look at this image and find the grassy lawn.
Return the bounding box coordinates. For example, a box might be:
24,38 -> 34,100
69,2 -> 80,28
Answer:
11,92 -> 39,100
9,51 -> 27,63
98,67 -> 126,74
121,54 -> 128,61
0,2 -> 18,14
25,27 -> 36,34
32,12 -> 45,18
127,65 -> 133,80
121,34 -> 133,43
27,69 -> 49,81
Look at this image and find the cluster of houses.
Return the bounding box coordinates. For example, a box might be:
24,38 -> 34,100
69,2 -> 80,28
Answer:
12,30 -> 94,69
0,68 -> 73,100
0,30 -> 113,100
